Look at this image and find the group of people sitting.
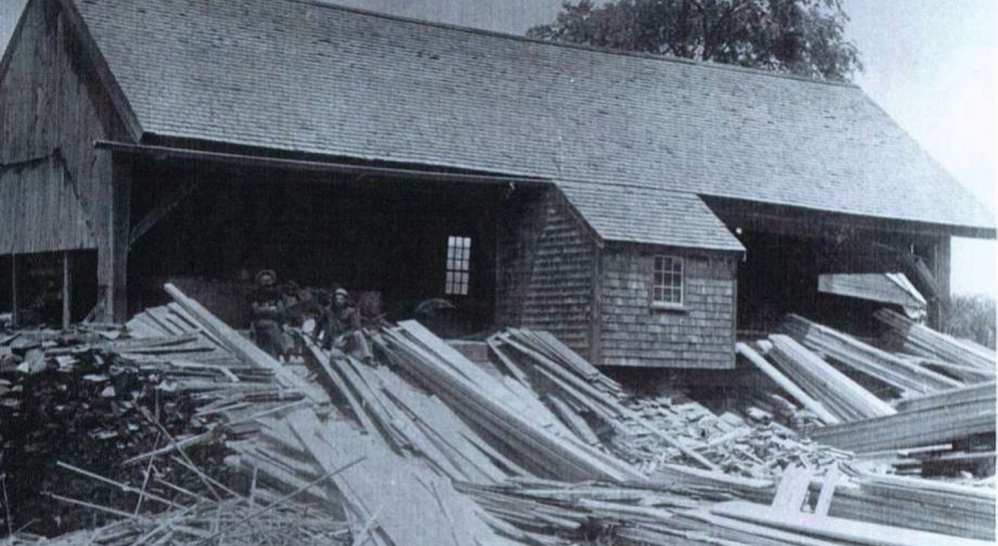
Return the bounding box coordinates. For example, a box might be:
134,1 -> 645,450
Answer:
247,269 -> 369,361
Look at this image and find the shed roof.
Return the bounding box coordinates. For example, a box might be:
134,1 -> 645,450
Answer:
66,0 -> 993,248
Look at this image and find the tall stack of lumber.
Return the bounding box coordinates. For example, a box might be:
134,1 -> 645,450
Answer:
809,381 -> 996,453
377,321 -> 647,482
765,334 -> 896,422
159,285 -> 527,546
783,314 -> 962,395
737,342 -> 840,425
875,308 -> 995,381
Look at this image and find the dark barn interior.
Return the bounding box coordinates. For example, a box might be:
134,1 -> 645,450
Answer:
0,251 -> 97,327
126,157 -> 512,334
706,198 -> 949,337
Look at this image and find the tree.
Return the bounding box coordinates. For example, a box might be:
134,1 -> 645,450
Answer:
527,0 -> 862,81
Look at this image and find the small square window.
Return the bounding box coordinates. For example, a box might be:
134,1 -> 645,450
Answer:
652,255 -> 683,307
445,236 -> 471,296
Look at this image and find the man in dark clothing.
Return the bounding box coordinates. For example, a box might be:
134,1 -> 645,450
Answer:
249,269 -> 289,359
313,287 -> 361,350
312,287 -> 373,361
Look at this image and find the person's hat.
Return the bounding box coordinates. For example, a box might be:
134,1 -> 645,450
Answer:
334,287 -> 349,297
255,269 -> 277,285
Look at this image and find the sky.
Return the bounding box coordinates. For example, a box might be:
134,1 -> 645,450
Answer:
0,0 -> 995,295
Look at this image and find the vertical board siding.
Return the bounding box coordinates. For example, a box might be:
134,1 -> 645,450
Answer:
1,0 -> 129,313
0,157 -> 96,253
600,246 -> 737,368
496,189 -> 596,359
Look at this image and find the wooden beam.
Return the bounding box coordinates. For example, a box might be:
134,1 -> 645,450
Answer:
62,251 -> 72,330
711,500 -> 993,546
10,254 -> 17,328
737,342 -> 840,425
99,154 -> 132,322
95,140 -> 552,188
589,240 -> 603,365
129,178 -> 203,248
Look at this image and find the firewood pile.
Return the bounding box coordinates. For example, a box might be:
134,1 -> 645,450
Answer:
1,285 -> 994,545
0,328 -> 255,537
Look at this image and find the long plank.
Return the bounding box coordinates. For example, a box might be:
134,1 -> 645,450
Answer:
737,342 -> 839,425
711,500 -> 993,546
164,283 -> 323,403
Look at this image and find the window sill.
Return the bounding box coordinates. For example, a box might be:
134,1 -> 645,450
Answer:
651,302 -> 686,312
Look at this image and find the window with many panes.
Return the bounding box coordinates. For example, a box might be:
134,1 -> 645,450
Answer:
652,255 -> 684,307
445,236 -> 471,296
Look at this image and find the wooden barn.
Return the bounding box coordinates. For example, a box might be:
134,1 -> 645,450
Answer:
1,0 -> 993,369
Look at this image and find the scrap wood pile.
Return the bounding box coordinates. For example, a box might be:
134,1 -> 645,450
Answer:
784,313 -> 965,395
735,311 -> 995,479
483,328 -> 849,480
8,285 -> 996,545
609,390 -> 850,479
11,464 -> 354,546
0,323 -> 280,537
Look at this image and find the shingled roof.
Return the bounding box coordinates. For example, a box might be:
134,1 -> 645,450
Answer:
66,0 -> 993,248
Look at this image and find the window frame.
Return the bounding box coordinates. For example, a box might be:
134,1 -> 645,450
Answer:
444,235 -> 471,296
651,254 -> 685,310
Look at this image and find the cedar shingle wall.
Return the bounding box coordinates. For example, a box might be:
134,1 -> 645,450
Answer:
496,189 -> 595,359
600,246 -> 737,368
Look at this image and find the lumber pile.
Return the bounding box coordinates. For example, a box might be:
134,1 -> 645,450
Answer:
809,381 -> 996,453
765,334 -> 896,422
0,319 -> 293,536
709,499 -> 993,546
161,286 -> 522,546
377,321 -> 646,482
11,460 -> 355,546
652,464 -> 996,541
875,308 -> 995,381
784,314 -> 961,395
737,342 -> 840,425
11,286 -> 995,546
610,390 -> 849,479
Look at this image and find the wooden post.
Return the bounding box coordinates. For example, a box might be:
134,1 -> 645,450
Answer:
98,154 -> 132,322
62,251 -> 72,330
589,240 -> 603,366
10,254 -> 17,328
931,237 -> 951,330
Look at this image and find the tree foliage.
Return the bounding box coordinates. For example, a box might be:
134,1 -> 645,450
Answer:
945,294 -> 996,349
527,0 -> 862,81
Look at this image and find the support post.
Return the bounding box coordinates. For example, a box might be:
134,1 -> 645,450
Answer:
930,237 -> 951,330
98,154 -> 132,322
10,254 -> 17,328
62,251 -> 72,330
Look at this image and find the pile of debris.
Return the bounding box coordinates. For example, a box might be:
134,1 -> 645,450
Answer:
0,329 -> 235,536
736,311 -> 995,479
3,285 -> 994,545
614,392 -> 849,479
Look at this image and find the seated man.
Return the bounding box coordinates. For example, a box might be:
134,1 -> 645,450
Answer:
312,287 -> 372,360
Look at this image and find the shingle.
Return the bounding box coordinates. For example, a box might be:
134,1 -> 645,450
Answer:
558,182 -> 744,251
71,0 -> 994,233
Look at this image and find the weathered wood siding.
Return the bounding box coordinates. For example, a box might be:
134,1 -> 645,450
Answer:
496,188 -> 597,359
0,156 -> 96,253
0,0 -> 132,317
600,245 -> 737,368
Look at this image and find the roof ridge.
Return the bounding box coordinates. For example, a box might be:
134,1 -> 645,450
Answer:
293,0 -> 859,89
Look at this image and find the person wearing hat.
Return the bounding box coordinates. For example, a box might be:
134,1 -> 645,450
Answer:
249,269 -> 288,359
313,286 -> 362,351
